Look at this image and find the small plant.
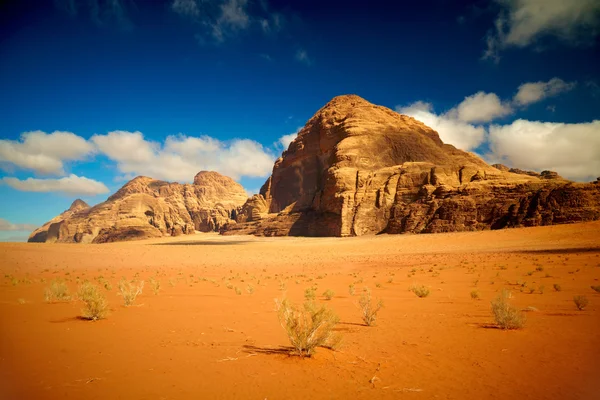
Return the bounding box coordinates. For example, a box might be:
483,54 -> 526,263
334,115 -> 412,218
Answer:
304,287 -> 316,300
348,283 -> 355,296
149,277 -> 161,295
226,282 -> 233,289
470,290 -> 480,300
323,289 -> 335,300
535,266 -> 544,272
275,298 -> 340,357
246,284 -> 254,294
490,289 -> 525,330
410,284 -> 430,298
118,278 -> 144,306
591,285 -> 600,293
235,287 -> 242,295
573,295 -> 588,311
375,283 -> 382,288
44,279 -> 71,302
553,284 -> 562,292
78,282 -> 108,321
279,281 -> 287,291
358,288 -> 383,326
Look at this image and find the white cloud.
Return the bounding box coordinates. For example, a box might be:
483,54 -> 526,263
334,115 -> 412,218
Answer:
0,218 -> 37,232
277,127 -> 302,150
171,0 -> 200,17
486,119 -> 600,181
2,174 -> 110,196
514,77 -> 576,106
295,49 -> 313,66
396,103 -> 486,151
91,131 -> 275,182
485,0 -> 600,60
451,91 -> 512,123
0,131 -> 94,175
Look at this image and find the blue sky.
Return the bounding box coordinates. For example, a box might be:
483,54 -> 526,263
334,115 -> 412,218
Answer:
1,0 -> 599,241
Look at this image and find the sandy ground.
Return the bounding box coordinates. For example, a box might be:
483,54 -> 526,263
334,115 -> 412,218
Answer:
1,222 -> 600,400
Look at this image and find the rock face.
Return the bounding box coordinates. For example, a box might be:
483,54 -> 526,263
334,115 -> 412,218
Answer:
223,95 -> 600,236
28,171 -> 248,243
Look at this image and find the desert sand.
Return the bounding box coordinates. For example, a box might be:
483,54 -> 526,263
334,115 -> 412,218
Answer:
1,222 -> 600,399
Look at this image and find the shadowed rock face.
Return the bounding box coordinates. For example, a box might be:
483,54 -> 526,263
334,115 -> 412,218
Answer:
28,171 -> 248,243
223,95 -> 600,237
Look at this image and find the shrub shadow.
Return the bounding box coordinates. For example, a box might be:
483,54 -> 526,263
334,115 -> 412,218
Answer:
242,344 -> 294,356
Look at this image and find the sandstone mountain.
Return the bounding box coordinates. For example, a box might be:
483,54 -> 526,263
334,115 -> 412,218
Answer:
223,95 -> 600,236
28,171 -> 247,243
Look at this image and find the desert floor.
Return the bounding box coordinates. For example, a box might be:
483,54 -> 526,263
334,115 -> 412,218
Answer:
1,223 -> 599,400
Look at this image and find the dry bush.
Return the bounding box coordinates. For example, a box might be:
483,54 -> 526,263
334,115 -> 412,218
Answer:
246,284 -> 255,294
323,289 -> 335,300
470,290 -> 480,300
275,298 -> 340,357
44,279 -> 71,302
78,282 -> 108,321
348,284 -> 355,296
573,295 -> 589,311
553,283 -> 562,292
491,289 -> 525,330
358,288 -> 383,326
304,287 -> 316,300
118,278 -> 144,306
149,277 -> 161,295
410,284 -> 430,298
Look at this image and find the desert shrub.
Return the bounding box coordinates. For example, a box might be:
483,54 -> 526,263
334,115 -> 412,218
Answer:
348,284 -> 355,296
118,278 -> 144,306
235,287 -> 242,295
491,289 -> 525,330
78,282 -> 108,321
573,295 -> 589,311
470,290 -> 480,300
323,289 -> 335,300
275,298 -> 340,357
149,277 -> 161,295
358,288 -> 383,326
226,282 -> 233,289
246,284 -> 255,294
304,287 -> 316,300
44,279 -> 71,302
410,284 -> 430,298
591,285 -> 600,293
553,284 -> 562,292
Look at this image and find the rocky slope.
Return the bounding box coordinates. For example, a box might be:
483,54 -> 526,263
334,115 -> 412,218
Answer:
28,171 -> 247,243
223,95 -> 600,236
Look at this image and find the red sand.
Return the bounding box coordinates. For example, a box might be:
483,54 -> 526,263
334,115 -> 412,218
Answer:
1,222 -> 599,399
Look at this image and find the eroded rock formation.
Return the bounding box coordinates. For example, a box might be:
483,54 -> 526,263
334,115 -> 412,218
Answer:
28,171 -> 247,243
223,95 -> 600,236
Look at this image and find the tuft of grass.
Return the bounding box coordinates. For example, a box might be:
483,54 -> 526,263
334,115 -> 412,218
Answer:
235,287 -> 242,295
348,284 -> 355,296
77,282 -> 108,321
553,284 -> 562,292
275,298 -> 340,357
573,295 -> 589,311
149,277 -> 161,295
491,289 -> 525,330
409,284 -> 430,298
304,287 -> 316,300
358,288 -> 383,326
591,285 -> 600,293
118,278 -> 144,306
44,279 -> 71,302
246,284 -> 254,294
322,289 -> 335,300
470,290 -> 480,300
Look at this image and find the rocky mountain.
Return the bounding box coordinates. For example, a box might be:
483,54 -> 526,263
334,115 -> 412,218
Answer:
223,95 -> 600,236
28,171 -> 247,243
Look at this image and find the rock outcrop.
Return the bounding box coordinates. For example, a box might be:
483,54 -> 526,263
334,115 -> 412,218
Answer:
28,171 -> 247,243
223,95 -> 600,236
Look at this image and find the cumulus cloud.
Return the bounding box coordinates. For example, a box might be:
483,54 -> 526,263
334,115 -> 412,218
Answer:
486,119 -> 600,181
0,131 -> 94,175
484,0 -> 600,60
396,102 -> 486,151
91,131 -> 275,182
513,77 -> 576,106
450,92 -> 512,123
295,49 -> 313,66
2,174 -> 110,196
277,127 -> 302,150
0,218 -> 37,232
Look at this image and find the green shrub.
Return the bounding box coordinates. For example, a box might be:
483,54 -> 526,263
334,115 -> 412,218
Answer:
78,282 -> 108,321
491,289 -> 525,329
275,298 -> 340,357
